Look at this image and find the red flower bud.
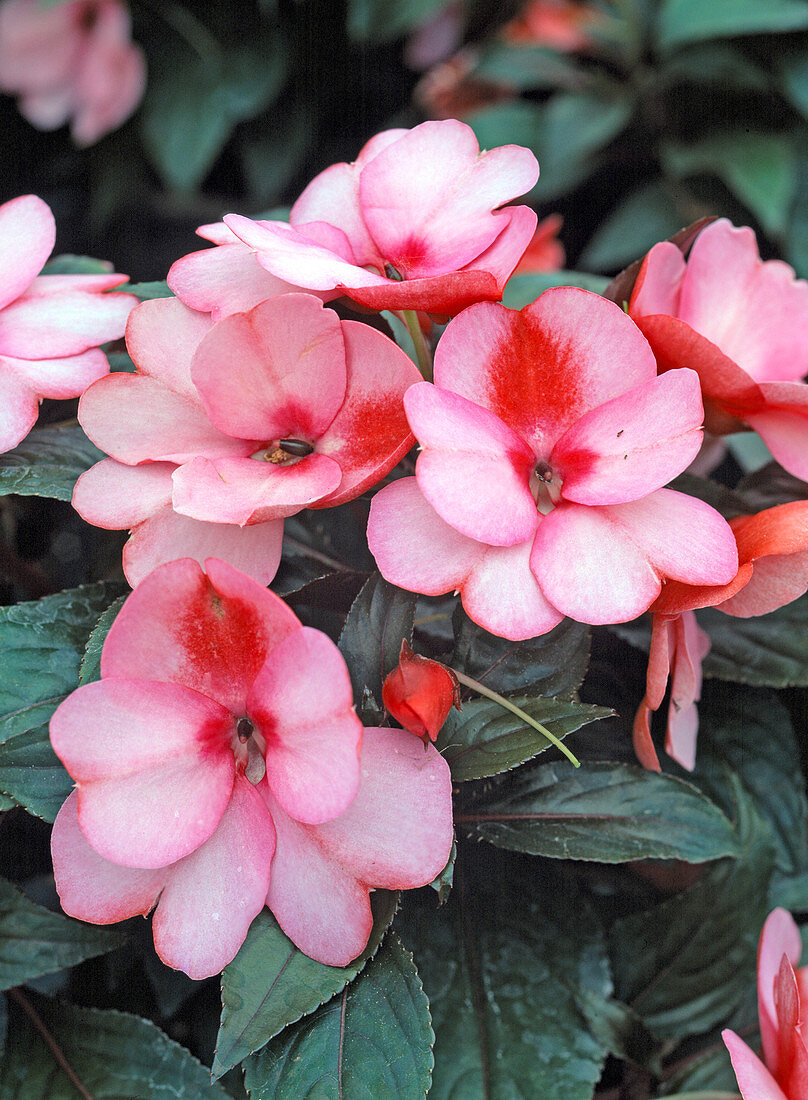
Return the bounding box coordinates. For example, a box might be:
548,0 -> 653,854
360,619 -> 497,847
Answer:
382,640 -> 461,743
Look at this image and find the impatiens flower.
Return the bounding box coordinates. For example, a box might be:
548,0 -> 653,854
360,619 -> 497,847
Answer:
382,639 -> 461,744
221,120 -> 539,316
629,219 -> 808,482
0,0 -> 145,146
368,287 -> 738,641
0,193 -> 136,454
634,500 -> 808,771
50,557 -> 454,976
73,292 -> 420,586
513,213 -> 565,275
723,908 -> 808,1099
50,557 -> 363,978
502,0 -> 604,52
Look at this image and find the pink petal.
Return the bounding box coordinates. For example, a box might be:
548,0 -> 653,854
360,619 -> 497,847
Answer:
79,372 -> 252,465
73,459 -> 174,529
0,363 -> 38,452
531,490 -> 738,624
434,290 -> 658,457
344,267 -> 501,314
262,726 -> 453,966
171,453 -> 342,525
190,294 -> 347,441
0,194 -> 54,309
552,369 -> 704,505
223,214 -> 387,292
407,382 -> 538,546
152,774 -> 275,979
628,241 -> 685,319
5,347 -> 109,399
746,382 -> 808,481
167,240 -> 304,321
758,908 -> 803,1073
51,791 -> 165,924
720,551 -> 808,618
469,203 -> 538,288
125,297 -> 213,400
664,611 -> 709,771
461,536 -> 564,641
292,161 -> 381,269
122,507 -> 285,589
0,286 -> 136,359
358,120 -> 538,277
50,678 -> 235,868
720,503 -> 808,616
722,1030 -> 788,1100
70,12 -> 145,146
313,319 -> 421,508
101,557 -> 301,714
248,626 -> 362,824
368,476 -> 486,596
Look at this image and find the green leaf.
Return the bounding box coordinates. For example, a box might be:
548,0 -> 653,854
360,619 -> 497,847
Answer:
579,182 -> 684,272
660,43 -> 770,92
79,595 -> 126,687
699,593 -> 808,686
122,280 -> 173,300
0,878 -> 123,991
438,696 -> 610,782
662,132 -> 797,236
659,1042 -> 742,1095
503,268 -> 610,306
346,0 -> 445,41
460,761 -> 740,862
0,424 -> 104,501
430,840 -> 455,904
214,892 -> 397,1079
0,990 -> 229,1097
657,0 -> 808,50
610,779 -> 775,1038
41,254 -> 114,275
243,107 -> 312,207
243,934 -> 433,1099
142,41 -> 287,192
0,582 -> 123,820
397,858 -> 610,1099
451,609 -> 590,698
690,685 -> 808,909
475,43 -> 589,91
338,572 -> 417,723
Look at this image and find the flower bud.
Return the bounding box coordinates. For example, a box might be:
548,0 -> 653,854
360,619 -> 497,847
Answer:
382,639 -> 461,743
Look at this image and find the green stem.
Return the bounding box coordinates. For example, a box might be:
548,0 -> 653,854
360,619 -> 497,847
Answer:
402,309 -> 433,382
453,670 -> 580,768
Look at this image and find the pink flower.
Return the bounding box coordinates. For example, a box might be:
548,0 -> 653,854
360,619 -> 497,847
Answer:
502,0 -> 604,52
0,193 -> 136,454
634,501 -> 808,771
629,219 -> 808,482
50,557 -> 454,976
221,120 -> 539,317
73,293 -> 420,586
0,0 -> 145,146
368,287 -> 738,641
513,213 -> 565,275
723,908 -> 808,1099
382,639 -> 461,744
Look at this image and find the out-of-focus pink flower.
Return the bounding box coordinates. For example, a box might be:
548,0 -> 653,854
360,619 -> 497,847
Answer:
404,0 -> 465,71
368,287 -> 738,641
723,908 -> 808,1099
73,293 -> 420,586
0,0 -> 145,146
382,639 -> 461,744
629,219 -> 808,482
222,120 -> 539,317
0,193 -> 136,454
513,213 -> 565,274
502,0 -> 603,52
633,501 -> 808,771
50,557 -> 363,978
413,49 -> 513,122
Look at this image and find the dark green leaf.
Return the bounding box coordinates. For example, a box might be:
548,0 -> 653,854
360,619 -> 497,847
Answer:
243,934 -> 433,1099
0,878 -> 123,991
346,0 -> 445,41
41,254 -> 114,275
439,696 -> 610,782
662,132 -> 796,236
659,1041 -> 743,1095
451,609 -> 590,698
610,779 -> 775,1038
397,858 -> 610,1099
0,990 -> 229,1097
573,989 -> 661,1073
122,280 -> 173,300
502,269 -> 610,307
661,43 -> 770,91
475,43 -> 589,91
214,892 -> 397,1078
0,582 -> 122,820
242,107 -> 312,207
579,182 -> 684,272
142,41 -> 287,192
338,572 -> 417,723
0,424 -> 104,501
700,593 -> 808,686
460,761 -> 739,862
79,595 -> 127,687
690,685 -> 808,909
657,0 -> 808,50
